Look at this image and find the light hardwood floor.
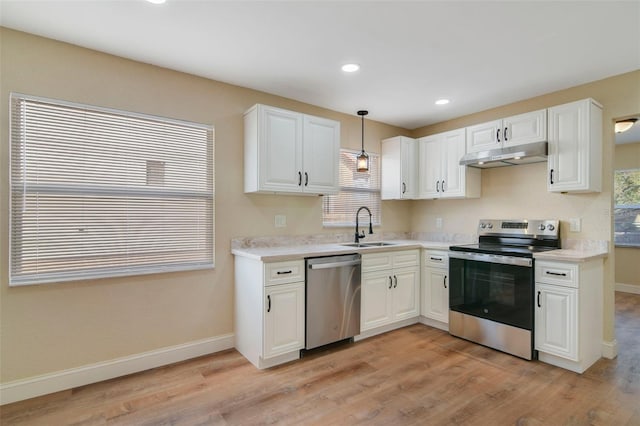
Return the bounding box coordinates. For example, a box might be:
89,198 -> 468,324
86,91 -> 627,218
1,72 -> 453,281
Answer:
2,292 -> 639,425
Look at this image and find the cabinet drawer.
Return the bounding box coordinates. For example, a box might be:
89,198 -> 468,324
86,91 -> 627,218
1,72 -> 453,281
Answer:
362,252 -> 393,272
423,250 -> 448,269
265,260 -> 305,286
535,261 -> 578,288
393,250 -> 420,269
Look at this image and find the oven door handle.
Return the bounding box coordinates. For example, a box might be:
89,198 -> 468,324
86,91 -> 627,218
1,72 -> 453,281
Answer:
448,251 -> 533,267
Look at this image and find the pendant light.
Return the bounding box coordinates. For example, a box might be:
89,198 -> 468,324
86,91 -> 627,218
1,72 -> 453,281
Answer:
357,110 -> 370,172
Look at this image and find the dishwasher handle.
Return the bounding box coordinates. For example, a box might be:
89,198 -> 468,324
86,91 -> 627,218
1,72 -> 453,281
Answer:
308,260 -> 361,270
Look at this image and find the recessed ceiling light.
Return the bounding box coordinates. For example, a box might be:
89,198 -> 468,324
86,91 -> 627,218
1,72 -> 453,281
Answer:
341,64 -> 360,73
435,99 -> 450,105
146,0 -> 166,4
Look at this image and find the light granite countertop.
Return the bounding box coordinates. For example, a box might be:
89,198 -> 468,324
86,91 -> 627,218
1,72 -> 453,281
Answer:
231,240 -> 451,262
533,248 -> 609,262
231,234 -> 609,263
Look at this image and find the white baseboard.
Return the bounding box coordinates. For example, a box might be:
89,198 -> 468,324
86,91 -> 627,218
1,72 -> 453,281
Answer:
418,316 -> 449,332
616,283 -> 640,294
0,333 -> 234,406
354,317 -> 419,341
602,339 -> 618,359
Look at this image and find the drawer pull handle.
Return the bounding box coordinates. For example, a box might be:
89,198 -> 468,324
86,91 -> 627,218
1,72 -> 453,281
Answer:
393,275 -> 398,288
537,291 -> 541,308
267,295 -> 271,312
546,271 -> 567,277
444,275 -> 447,289
388,276 -> 393,289
276,270 -> 293,275
430,256 -> 442,261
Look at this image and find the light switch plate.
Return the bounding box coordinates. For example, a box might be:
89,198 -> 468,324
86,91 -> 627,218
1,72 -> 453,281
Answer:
275,215 -> 286,228
569,218 -> 581,232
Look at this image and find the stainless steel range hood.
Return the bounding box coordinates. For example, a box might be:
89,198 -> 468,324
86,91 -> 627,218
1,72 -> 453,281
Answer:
459,141 -> 548,168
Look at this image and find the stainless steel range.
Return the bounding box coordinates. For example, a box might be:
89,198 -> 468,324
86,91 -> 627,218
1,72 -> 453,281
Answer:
448,219 -> 560,360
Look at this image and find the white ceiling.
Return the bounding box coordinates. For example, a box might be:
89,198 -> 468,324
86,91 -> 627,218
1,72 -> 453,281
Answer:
0,1 -> 639,131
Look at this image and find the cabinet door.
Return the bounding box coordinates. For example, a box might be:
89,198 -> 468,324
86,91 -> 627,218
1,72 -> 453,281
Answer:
259,106 -> 304,192
401,137 -> 418,199
381,136 -> 416,200
264,282 -> 305,359
417,135 -> 442,198
302,115 -> 340,194
391,267 -> 420,321
535,283 -> 578,361
421,267 -> 448,323
440,129 -> 466,198
502,109 -> 547,148
361,271 -> 393,331
547,99 -> 601,193
381,137 -> 402,200
466,119 -> 501,153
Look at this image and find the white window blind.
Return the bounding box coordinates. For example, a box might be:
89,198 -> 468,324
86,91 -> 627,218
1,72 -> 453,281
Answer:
323,149 -> 381,227
9,93 -> 215,286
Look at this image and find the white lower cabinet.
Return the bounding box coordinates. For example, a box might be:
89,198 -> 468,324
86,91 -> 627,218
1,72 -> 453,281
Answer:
360,250 -> 420,334
420,250 -> 449,328
264,282 -> 305,359
534,258 -> 603,373
235,257 -> 305,369
535,282 -> 577,360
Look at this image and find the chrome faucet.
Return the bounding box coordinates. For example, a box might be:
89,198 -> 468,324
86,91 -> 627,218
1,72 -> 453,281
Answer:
355,206 -> 373,243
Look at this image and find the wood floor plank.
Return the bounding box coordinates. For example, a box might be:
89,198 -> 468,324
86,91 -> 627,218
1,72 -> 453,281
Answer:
2,292 -> 639,425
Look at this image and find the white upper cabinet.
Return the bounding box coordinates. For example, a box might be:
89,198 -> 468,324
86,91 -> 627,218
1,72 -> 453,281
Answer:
466,109 -> 547,153
547,98 -> 602,193
381,136 -> 418,200
417,129 -> 480,199
244,104 -> 340,195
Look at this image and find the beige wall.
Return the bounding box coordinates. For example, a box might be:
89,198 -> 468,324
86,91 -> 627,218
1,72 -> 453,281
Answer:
410,69 -> 640,345
1,27 -> 638,386
0,28 -> 411,383
614,142 -> 640,288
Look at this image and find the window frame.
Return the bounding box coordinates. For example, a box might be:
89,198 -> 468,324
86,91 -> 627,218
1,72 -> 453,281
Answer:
322,148 -> 381,228
9,93 -> 215,286
613,167 -> 640,248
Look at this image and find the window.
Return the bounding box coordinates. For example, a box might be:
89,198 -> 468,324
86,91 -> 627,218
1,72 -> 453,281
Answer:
323,149 -> 381,227
9,93 -> 214,286
614,168 -> 640,247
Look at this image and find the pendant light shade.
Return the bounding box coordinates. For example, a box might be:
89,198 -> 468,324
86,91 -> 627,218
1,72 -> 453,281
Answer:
615,118 -> 638,133
357,110 -> 370,172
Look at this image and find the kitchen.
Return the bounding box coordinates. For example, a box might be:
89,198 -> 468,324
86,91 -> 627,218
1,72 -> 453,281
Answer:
1,1 -> 639,424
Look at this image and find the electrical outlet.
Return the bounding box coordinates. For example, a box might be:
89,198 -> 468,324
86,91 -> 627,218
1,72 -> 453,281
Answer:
274,215 -> 286,228
569,218 -> 581,232
436,217 -> 443,229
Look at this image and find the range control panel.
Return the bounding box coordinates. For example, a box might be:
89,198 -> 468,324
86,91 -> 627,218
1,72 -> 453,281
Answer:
477,219 -> 560,238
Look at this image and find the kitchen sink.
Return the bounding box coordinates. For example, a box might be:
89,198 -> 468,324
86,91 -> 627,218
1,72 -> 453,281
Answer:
341,241 -> 396,248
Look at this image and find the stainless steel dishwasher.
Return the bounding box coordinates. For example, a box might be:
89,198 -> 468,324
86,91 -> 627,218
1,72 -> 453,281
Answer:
305,254 -> 361,350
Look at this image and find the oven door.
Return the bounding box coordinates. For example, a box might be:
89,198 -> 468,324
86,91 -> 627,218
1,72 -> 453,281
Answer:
448,252 -> 534,330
